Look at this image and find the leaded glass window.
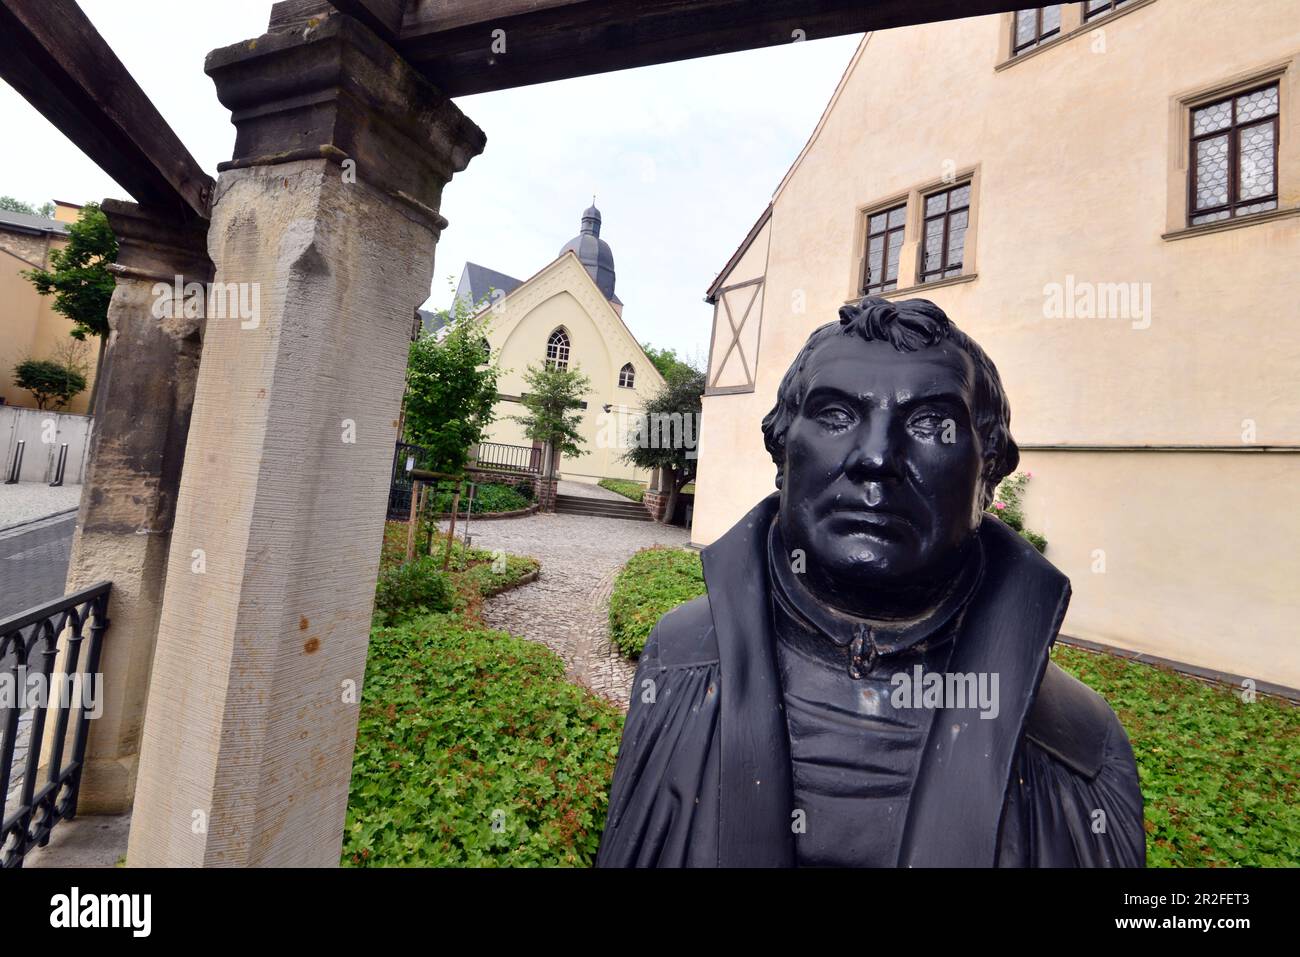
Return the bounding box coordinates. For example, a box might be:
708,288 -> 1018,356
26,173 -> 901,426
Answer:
919,183 -> 970,284
862,204 -> 907,295
1012,6 -> 1062,55
1190,83 -> 1279,226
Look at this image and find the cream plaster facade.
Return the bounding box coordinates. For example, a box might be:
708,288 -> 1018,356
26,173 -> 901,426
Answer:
692,0 -> 1300,689
0,201 -> 100,414
478,251 -> 666,484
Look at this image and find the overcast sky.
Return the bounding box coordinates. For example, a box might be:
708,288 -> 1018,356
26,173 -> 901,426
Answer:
1,1 -> 862,362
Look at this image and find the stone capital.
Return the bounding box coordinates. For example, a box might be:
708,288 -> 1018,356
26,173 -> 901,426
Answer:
101,199 -> 213,285
204,12 -> 485,227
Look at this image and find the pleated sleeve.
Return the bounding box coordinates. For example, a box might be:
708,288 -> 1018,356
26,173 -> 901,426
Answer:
596,622 -> 723,868
1000,717 -> 1147,867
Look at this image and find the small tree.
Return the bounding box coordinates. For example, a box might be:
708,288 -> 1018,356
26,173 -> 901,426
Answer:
510,362 -> 592,481
14,357 -> 87,411
402,301 -> 500,476
22,202 -> 118,409
622,364 -> 705,524
640,342 -> 697,382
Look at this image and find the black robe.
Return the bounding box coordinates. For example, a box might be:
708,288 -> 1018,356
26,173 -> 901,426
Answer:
596,494 -> 1145,867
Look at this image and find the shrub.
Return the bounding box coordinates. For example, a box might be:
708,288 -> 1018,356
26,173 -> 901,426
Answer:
988,471 -> 1047,552
345,612 -> 622,866
13,358 -> 87,410
598,478 -> 645,503
608,546 -> 706,658
373,555 -> 454,625
428,482 -> 530,515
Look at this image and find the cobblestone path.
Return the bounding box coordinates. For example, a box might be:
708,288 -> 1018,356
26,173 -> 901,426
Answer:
449,493 -> 688,710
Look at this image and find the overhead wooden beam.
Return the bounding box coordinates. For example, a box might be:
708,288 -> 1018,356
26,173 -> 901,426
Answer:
0,0 -> 213,221
396,0 -> 1029,97
326,0 -> 407,44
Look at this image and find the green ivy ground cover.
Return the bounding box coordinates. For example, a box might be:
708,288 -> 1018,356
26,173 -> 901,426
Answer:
597,478 -> 646,502
344,525 -> 620,866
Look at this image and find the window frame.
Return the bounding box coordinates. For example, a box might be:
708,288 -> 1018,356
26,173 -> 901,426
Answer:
1084,0 -> 1135,21
1011,6 -> 1062,56
545,327 -> 571,371
918,182 -> 972,285
860,202 -> 908,295
1187,81 -> 1280,227
618,363 -> 636,389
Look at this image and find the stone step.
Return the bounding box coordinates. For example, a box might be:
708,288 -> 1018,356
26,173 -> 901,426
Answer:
553,496 -> 652,520
554,502 -> 650,517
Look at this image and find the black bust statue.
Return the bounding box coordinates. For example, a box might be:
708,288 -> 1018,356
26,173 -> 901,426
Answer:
597,297 -> 1145,867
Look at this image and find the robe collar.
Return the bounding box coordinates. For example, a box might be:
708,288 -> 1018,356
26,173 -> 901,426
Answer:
701,493 -> 1071,867
766,515 -> 985,677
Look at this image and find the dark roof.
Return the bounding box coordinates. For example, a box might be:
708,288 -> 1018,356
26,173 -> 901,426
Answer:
417,308 -> 448,336
0,209 -> 69,237
558,203 -> 617,300
454,262 -> 524,311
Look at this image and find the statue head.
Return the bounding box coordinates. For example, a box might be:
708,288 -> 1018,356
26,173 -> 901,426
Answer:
761,297 -> 1018,616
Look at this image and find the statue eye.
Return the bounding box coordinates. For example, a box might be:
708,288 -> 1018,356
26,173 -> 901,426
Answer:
908,410 -> 947,435
815,406 -> 853,430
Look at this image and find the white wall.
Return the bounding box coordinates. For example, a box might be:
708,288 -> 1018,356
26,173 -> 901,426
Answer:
0,405 -> 93,484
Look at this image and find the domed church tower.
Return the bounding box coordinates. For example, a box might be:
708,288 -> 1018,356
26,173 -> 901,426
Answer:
559,203 -> 620,304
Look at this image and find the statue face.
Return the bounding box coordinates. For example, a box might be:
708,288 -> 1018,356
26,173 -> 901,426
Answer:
778,334 -> 986,606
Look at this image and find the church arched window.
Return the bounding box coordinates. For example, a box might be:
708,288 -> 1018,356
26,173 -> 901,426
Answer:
546,328 -> 570,370
618,363 -> 636,388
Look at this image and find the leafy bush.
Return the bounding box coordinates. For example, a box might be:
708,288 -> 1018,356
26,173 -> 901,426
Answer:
598,478 -> 646,502
13,358 -> 87,410
988,471 -> 1047,552
429,482 -> 530,515
345,613 -> 623,866
608,546 -> 706,658
373,555 -> 454,625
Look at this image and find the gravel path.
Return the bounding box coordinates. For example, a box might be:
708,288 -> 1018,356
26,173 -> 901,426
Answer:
449,508 -> 689,709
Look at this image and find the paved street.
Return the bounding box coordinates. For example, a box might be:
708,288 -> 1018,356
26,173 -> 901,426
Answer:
449,481 -> 690,709
0,509 -> 78,622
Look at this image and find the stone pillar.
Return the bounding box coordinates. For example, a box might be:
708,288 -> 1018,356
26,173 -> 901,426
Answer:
63,201 -> 211,814
126,12 -> 484,866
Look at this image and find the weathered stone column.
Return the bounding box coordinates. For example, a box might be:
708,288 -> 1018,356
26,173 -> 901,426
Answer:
126,12 -> 483,866
63,200 -> 211,813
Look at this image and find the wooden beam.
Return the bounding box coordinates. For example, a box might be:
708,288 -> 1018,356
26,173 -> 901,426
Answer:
326,0 -> 407,44
397,0 -> 1029,97
0,0 -> 213,221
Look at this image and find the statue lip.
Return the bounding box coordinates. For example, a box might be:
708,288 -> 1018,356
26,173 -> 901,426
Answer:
826,504 -> 913,528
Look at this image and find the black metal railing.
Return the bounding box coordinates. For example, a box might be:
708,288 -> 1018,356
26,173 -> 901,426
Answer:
387,442 -> 431,520
474,442 -> 541,475
0,582 -> 111,868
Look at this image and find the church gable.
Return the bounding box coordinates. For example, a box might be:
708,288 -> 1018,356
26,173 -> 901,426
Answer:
487,252 -> 665,398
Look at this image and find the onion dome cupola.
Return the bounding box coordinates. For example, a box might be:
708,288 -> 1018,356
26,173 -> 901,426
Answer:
559,202 -> 618,301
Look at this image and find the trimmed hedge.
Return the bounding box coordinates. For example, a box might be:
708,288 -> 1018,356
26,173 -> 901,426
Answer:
608,546 -> 705,658
597,478 -> 645,503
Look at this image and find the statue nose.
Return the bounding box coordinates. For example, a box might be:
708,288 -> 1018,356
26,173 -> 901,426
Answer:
846,417 -> 899,480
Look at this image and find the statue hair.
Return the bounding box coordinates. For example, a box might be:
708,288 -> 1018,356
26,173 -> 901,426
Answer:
760,296 -> 1019,508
